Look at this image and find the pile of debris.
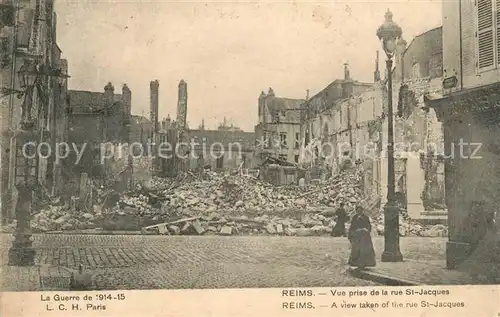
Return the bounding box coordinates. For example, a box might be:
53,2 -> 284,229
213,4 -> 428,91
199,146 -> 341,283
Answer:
373,214 -> 448,237
30,203 -> 101,232
141,212 -> 340,237
140,210 -> 448,238
138,167 -> 366,216
25,166 -> 448,237
26,167 -> 365,232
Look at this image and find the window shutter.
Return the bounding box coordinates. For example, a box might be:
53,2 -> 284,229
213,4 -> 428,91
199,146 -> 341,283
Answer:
477,0 -> 495,69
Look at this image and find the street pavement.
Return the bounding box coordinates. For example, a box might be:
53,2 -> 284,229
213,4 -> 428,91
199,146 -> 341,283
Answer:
0,234 -> 446,290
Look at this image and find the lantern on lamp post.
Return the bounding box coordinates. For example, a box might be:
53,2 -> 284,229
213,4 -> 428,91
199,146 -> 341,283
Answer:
17,59 -> 38,130
376,9 -> 404,262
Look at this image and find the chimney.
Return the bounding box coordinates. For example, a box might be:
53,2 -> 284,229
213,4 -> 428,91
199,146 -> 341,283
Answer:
176,79 -> 187,130
342,63 -> 353,98
103,82 -> 114,108
201,118 -> 205,130
344,63 -> 350,81
267,87 -> 275,98
122,84 -> 131,115
374,51 -> 381,82
166,114 -> 171,130
395,38 -> 407,83
150,80 -> 159,132
306,89 -> 310,100
258,91 -> 266,118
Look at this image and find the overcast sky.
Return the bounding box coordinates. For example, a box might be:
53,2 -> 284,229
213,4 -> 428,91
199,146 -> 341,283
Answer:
54,0 -> 442,132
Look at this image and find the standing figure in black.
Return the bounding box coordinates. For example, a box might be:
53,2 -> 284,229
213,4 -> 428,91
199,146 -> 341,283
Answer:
331,202 -> 348,237
348,205 -> 376,269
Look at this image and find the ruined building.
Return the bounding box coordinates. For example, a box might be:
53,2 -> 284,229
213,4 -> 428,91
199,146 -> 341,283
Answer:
298,31 -> 446,223
1,0 -> 70,222
299,63 -> 374,171
156,80 -> 187,177
186,117 -> 255,172
67,83 -> 132,188
254,88 -> 305,165
394,26 -> 446,222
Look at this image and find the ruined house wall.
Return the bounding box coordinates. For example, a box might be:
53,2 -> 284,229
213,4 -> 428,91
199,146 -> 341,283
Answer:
397,76 -> 446,214
300,84 -> 385,201
99,143 -> 152,191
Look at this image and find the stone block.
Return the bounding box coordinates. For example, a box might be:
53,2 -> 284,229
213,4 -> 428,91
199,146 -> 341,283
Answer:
276,224 -> 284,234
181,222 -> 192,234
157,224 -> 169,235
201,215 -> 212,221
191,220 -> 206,235
295,228 -> 315,237
168,225 -> 180,235
219,226 -> 232,236
265,223 -> 276,234
284,227 -> 296,236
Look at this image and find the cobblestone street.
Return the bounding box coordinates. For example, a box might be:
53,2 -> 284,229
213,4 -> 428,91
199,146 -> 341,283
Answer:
0,234 -> 446,290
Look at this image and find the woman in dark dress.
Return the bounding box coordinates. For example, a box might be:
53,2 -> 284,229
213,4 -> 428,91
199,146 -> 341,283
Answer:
348,206 -> 376,269
332,202 -> 348,237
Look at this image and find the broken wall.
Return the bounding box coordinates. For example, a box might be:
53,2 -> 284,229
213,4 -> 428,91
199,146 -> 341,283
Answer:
397,77 -> 446,215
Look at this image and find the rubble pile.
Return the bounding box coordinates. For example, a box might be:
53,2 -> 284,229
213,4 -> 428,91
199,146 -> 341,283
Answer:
24,168 -> 448,237
140,210 -> 448,238
141,212 -> 339,237
30,204 -> 101,232
373,214 -> 448,237
138,167 -> 366,216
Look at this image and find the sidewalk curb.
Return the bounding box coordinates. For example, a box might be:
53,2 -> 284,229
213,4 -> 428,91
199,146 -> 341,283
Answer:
350,268 -> 420,286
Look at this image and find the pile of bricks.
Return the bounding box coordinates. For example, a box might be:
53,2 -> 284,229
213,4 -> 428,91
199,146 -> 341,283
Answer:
133,166 -> 367,217
373,214 -> 448,237
25,164 -> 445,237
141,212 -> 341,237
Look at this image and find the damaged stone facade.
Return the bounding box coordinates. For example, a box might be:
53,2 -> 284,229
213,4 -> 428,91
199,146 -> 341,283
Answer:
396,77 -> 446,216
298,64 -> 380,199
254,88 -> 305,165
66,83 -> 135,196
1,0 -> 70,223
298,28 -> 446,221
394,26 -> 446,219
186,127 -> 255,172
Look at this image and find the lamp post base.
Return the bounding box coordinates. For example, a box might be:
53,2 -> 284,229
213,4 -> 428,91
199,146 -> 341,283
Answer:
9,184 -> 36,266
8,234 -> 35,266
381,250 -> 403,262
381,203 -> 404,262
8,247 -> 36,266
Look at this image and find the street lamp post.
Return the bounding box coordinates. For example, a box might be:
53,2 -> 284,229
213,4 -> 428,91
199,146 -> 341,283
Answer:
376,9 -> 403,262
8,59 -> 39,266
8,59 -> 70,266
